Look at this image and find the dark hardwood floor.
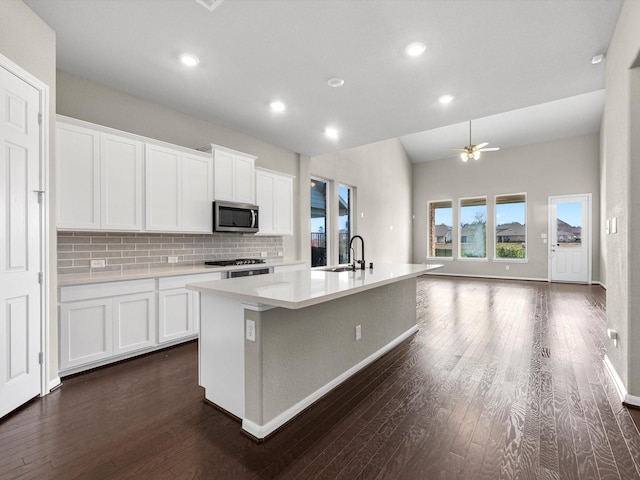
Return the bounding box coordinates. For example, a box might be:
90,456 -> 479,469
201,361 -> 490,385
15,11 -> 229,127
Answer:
2,276 -> 640,479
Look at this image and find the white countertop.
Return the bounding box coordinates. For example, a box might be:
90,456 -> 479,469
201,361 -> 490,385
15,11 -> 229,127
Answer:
57,260 -> 307,286
187,263 -> 443,309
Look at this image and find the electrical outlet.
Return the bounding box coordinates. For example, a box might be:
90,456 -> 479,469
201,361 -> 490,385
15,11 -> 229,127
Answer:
90,259 -> 105,268
168,256 -> 178,264
355,325 -> 361,341
278,251 -> 283,257
505,265 -> 510,271
261,252 -> 268,258
246,320 -> 256,342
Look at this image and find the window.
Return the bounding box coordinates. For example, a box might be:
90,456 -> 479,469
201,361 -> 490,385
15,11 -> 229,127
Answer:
338,185 -> 352,264
495,193 -> 527,260
428,200 -> 453,258
310,178 -> 328,267
459,197 -> 487,258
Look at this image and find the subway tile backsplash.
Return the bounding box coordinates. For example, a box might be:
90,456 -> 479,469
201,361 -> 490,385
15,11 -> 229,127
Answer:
57,231 -> 284,275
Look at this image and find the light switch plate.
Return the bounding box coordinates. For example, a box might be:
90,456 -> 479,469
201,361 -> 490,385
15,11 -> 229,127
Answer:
246,320 -> 256,342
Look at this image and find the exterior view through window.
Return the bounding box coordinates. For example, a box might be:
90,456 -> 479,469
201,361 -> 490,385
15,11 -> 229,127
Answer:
495,194 -> 527,259
428,200 -> 453,257
556,202 -> 582,246
338,185 -> 352,264
310,178 -> 327,267
459,197 -> 487,258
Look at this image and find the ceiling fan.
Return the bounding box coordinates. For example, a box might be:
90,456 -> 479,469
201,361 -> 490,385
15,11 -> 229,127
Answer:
453,120 -> 500,161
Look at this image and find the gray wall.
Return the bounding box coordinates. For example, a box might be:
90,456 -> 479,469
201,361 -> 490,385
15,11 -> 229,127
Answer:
412,134 -> 601,282
307,138 -> 414,265
56,70 -> 301,260
244,278 -> 416,425
602,0 -> 640,397
0,0 -> 57,383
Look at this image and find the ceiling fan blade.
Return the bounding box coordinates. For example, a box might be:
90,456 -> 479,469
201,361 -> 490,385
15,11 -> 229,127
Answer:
475,142 -> 488,149
451,148 -> 466,151
478,147 -> 500,152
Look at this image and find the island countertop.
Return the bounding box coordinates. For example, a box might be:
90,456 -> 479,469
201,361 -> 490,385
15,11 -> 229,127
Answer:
187,263 -> 442,309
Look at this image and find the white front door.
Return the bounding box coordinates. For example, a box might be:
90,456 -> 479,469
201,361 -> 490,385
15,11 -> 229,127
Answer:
549,194 -> 590,283
0,64 -> 43,417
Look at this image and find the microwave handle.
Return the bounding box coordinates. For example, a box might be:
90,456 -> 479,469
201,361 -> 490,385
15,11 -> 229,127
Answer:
251,210 -> 256,228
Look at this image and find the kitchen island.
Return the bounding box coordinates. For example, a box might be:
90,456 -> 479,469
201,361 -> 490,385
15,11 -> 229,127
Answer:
187,263 -> 442,440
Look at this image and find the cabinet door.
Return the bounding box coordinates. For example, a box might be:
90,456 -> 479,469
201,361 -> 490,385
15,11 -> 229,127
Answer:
113,293 -> 156,355
101,133 -> 143,231
181,153 -> 213,232
145,144 -> 181,231
255,170 -> 275,234
274,175 -> 293,235
214,150 -> 235,201
59,299 -> 112,370
233,155 -> 255,204
158,288 -> 193,343
56,123 -> 100,229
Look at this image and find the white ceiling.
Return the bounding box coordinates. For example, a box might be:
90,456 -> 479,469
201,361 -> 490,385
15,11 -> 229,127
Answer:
25,0 -> 622,160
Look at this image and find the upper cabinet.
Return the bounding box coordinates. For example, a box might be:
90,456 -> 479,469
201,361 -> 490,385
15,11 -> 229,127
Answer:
145,145 -> 213,233
199,144 -> 256,204
255,168 -> 294,236
57,116 -> 212,234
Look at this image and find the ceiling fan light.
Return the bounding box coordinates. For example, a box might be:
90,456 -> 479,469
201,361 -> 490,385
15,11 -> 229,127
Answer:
473,151 -> 481,160
460,152 -> 468,162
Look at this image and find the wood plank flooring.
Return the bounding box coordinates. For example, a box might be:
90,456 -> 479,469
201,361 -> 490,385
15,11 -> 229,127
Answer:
2,276 -> 640,479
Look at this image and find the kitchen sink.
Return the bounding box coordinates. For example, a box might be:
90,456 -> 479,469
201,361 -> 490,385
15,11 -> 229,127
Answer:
319,266 -> 354,272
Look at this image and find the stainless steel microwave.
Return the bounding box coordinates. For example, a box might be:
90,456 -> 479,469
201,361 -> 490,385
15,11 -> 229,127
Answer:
213,201 -> 259,233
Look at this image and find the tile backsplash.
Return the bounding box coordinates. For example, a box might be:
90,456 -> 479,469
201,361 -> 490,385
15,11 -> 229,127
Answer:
57,231 -> 284,275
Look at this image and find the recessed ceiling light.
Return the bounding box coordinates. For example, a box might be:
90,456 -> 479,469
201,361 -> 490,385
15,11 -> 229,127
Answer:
438,94 -> 454,105
270,101 -> 286,113
405,42 -> 426,57
327,77 -> 345,88
591,54 -> 605,64
179,53 -> 200,67
325,127 -> 339,140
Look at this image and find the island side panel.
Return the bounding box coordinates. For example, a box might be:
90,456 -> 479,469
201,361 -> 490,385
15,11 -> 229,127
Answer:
244,277 -> 416,428
199,294 -> 246,418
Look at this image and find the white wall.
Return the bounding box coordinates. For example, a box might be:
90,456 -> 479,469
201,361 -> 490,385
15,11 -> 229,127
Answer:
0,0 -> 57,383
602,0 -> 640,398
412,134 -> 601,282
56,70 -> 301,259
307,138 -> 413,266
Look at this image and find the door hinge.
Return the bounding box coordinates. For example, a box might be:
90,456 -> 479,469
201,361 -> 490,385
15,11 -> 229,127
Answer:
38,272 -> 43,284
33,190 -> 45,204
38,112 -> 42,125
38,352 -> 43,365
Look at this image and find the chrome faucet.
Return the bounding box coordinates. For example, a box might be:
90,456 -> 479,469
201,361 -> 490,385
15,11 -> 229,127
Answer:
349,235 -> 365,270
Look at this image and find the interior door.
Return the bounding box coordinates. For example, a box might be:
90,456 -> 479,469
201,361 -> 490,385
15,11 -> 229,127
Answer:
549,194 -> 590,283
0,65 -> 43,417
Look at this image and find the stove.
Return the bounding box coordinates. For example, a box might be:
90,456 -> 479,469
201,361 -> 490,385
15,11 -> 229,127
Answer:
205,258 -> 266,267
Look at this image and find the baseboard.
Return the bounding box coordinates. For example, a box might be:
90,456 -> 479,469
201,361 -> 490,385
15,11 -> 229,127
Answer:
242,324 -> 419,440
592,280 -> 607,289
426,271 -> 547,283
603,355 -> 640,407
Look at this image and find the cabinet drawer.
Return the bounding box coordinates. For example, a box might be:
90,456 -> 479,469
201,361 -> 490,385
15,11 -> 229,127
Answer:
59,278 -> 155,303
158,272 -> 223,290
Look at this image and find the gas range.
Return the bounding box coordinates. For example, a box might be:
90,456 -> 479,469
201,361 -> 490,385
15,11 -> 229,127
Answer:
205,258 -> 266,267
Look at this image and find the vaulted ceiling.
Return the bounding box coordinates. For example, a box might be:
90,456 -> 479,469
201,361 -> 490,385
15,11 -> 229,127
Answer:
26,0 -> 622,161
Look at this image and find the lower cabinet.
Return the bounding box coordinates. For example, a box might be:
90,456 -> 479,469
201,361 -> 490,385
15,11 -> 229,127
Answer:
59,292 -> 155,370
58,272 -> 222,375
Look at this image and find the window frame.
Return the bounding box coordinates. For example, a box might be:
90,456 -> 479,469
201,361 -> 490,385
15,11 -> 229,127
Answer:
338,184 -> 354,265
427,199 -> 454,260
310,176 -> 330,268
494,192 -> 528,263
458,196 -> 488,261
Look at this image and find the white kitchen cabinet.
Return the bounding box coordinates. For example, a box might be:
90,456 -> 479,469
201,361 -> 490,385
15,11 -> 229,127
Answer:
100,133 -> 144,231
255,168 -> 294,236
57,119 -> 144,231
200,144 -> 256,204
157,272 -> 222,343
113,293 -> 156,355
56,122 -> 101,230
59,298 -> 113,370
145,144 -> 213,233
